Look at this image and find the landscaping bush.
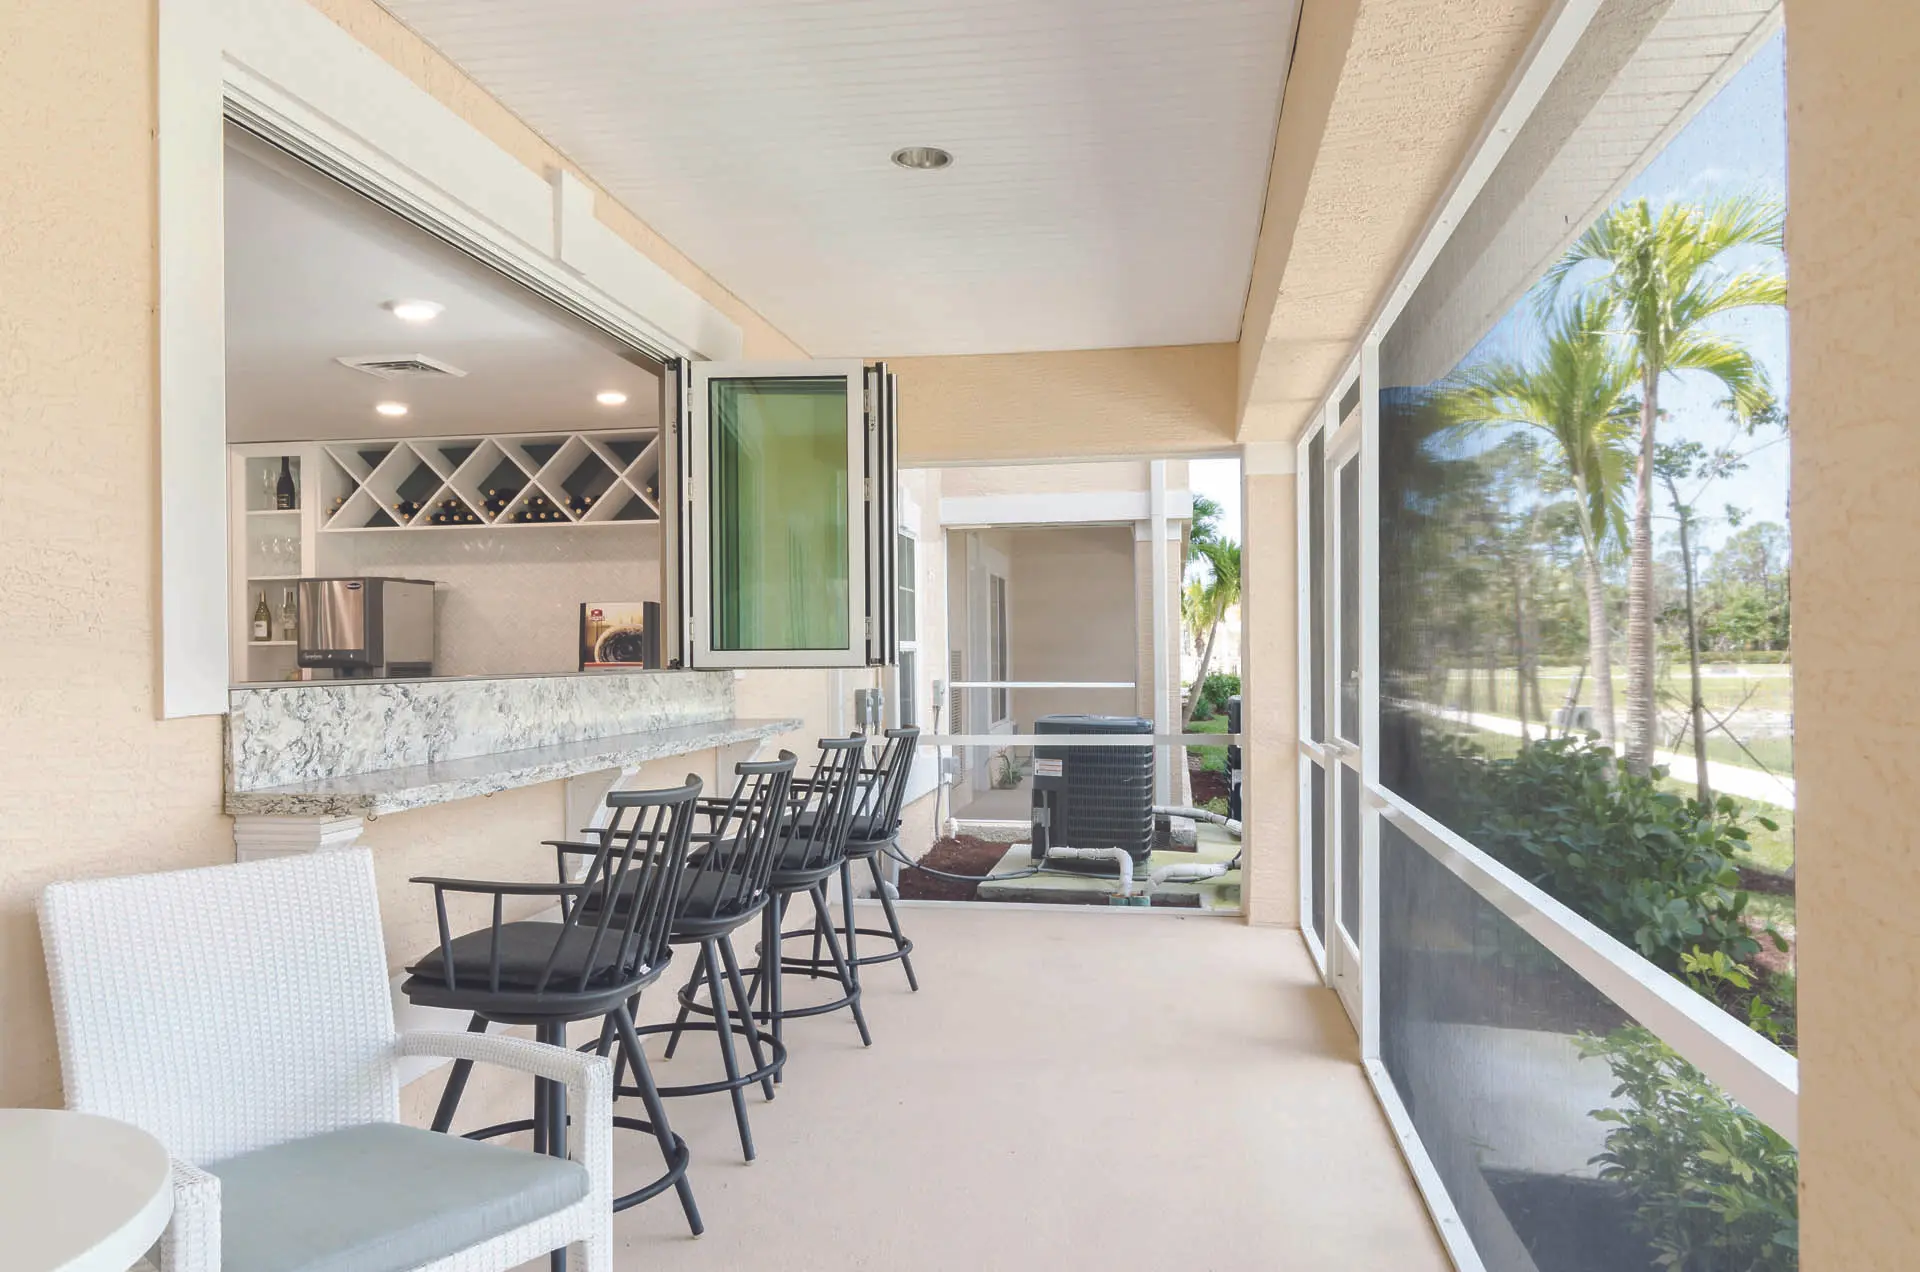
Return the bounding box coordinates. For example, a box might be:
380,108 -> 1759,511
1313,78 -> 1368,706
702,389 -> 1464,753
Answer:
1419,735 -> 1780,973
1578,1025 -> 1798,1270
1196,672 -> 1240,718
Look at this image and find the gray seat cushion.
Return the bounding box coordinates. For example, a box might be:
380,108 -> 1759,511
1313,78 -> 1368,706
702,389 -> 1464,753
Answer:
207,1121 -> 590,1272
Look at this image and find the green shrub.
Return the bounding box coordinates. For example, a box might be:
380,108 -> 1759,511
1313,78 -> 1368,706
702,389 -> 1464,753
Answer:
1423,735 -> 1778,970
1198,672 -> 1240,716
1578,1026 -> 1798,1269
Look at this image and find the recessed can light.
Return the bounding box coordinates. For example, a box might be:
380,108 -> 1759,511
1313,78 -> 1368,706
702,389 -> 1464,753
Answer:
891,146 -> 953,171
595,391 -> 629,407
375,401 -> 409,417
385,299 -> 444,323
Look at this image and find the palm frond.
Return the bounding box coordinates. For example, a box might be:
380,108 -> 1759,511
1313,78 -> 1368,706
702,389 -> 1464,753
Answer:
1666,331 -> 1774,421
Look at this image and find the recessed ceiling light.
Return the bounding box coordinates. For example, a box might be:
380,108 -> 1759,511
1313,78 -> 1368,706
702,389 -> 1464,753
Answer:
595,391 -> 629,407
891,146 -> 953,171
385,299 -> 444,323
375,401 -> 409,418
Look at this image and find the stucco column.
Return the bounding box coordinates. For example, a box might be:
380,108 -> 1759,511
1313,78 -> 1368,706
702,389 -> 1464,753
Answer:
1789,2 -> 1920,1263
1238,443 -> 1299,925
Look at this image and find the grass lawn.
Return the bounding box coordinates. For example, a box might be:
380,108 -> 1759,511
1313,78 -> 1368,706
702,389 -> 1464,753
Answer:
1440,664 -> 1794,720
1187,713 -> 1228,773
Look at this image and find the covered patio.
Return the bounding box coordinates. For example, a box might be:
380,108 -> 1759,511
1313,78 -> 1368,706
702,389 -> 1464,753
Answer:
450,905 -> 1446,1270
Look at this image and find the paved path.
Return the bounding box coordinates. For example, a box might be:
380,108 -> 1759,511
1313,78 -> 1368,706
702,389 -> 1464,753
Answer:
1433,707 -> 1795,809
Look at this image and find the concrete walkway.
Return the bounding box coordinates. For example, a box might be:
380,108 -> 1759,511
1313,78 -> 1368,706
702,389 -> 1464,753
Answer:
1436,707 -> 1795,809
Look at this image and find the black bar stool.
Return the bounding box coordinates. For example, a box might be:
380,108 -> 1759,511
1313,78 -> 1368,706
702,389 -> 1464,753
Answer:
570,753 -> 795,1162
671,736 -> 870,1081
401,777 -> 705,1250
800,726 -> 922,991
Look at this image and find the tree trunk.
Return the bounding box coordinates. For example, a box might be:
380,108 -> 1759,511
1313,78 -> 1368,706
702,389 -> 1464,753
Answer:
1556,659 -> 1588,740
1580,541 -> 1617,747
1623,364 -> 1661,773
1676,506 -> 1712,806
1513,576 -> 1530,741
1181,620 -> 1220,728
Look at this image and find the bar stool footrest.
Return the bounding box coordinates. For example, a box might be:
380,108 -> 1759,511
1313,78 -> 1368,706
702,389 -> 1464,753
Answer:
626,1019 -> 785,1096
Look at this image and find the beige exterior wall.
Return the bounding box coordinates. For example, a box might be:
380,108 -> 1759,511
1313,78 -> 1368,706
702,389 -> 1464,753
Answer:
892,345 -> 1239,466
1238,468 -> 1299,926
939,460 -> 1152,498
1238,0 -> 1553,442
0,0 -> 232,1109
1003,526 -> 1139,725
1788,2 -> 1920,1263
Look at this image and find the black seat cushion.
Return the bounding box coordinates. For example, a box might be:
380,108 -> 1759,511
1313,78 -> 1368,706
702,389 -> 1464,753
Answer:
782,809 -> 891,845
406,921 -> 653,994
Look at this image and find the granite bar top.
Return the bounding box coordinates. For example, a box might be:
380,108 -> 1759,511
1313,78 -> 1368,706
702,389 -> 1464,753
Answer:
226,715 -> 802,818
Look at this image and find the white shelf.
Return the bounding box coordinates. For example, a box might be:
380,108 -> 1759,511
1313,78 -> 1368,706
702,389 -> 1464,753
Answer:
316,428 -> 661,533
248,573 -> 303,581
247,640 -> 296,647
246,507 -> 301,516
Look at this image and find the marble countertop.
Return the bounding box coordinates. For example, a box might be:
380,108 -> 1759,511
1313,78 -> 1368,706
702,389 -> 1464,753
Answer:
225,715 -> 802,817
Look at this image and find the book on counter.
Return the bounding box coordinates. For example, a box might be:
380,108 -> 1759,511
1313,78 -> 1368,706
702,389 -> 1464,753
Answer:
579,601 -> 660,670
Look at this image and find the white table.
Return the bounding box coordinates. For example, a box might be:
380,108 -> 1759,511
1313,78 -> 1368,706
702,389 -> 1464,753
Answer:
0,1109 -> 173,1271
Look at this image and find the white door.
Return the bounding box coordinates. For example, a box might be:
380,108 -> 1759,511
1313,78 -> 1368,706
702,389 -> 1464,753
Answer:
1325,409 -> 1366,1027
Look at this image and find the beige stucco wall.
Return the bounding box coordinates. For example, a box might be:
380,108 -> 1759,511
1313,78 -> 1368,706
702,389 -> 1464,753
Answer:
1003,526 -> 1139,725
939,460 -> 1152,499
892,345 -> 1239,466
1238,468 -> 1299,925
1788,2 -> 1920,1263
1238,0 -> 1553,442
0,0 -> 232,1109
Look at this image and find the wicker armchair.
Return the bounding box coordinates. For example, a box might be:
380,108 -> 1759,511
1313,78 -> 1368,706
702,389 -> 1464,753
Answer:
38,848 -> 613,1272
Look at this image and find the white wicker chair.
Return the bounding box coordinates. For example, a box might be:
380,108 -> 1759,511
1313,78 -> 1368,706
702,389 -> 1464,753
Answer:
38,848 -> 613,1272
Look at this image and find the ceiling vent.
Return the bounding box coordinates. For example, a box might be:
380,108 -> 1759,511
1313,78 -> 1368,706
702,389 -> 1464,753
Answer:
335,354 -> 468,380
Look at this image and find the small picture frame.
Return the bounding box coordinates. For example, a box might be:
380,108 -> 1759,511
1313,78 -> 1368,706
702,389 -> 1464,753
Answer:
579,601 -> 660,669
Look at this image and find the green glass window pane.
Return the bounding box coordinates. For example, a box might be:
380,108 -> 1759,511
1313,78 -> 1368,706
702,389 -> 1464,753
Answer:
709,376 -> 850,651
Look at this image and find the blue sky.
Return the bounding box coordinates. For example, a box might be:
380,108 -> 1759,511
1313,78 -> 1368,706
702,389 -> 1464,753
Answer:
1462,31 -> 1790,553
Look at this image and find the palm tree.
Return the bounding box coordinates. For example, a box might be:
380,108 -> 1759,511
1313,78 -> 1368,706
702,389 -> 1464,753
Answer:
1444,294 -> 1636,747
1181,538 -> 1240,727
1544,195 -> 1785,774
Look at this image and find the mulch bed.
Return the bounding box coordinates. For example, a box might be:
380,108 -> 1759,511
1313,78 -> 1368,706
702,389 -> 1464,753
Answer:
1187,765 -> 1230,807
896,835 -> 1011,902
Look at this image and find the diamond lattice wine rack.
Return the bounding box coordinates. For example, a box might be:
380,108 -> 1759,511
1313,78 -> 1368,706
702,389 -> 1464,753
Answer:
318,429 -> 662,531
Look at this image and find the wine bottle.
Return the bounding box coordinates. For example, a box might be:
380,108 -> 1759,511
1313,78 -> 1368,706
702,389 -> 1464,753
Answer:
279,589 -> 297,641
275,457 -> 296,510
252,591 -> 271,641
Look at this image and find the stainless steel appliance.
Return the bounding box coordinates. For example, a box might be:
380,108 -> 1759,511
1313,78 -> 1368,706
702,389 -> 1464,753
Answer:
295,577 -> 436,678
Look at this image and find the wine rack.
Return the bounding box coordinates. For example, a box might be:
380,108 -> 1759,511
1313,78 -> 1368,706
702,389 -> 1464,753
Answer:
317,429 -> 662,532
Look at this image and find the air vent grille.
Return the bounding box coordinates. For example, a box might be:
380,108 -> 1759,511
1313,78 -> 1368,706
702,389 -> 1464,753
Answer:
335,354 -> 468,380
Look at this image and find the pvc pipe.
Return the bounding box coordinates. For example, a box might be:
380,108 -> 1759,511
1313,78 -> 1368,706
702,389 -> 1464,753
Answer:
1154,805 -> 1243,838
1043,845 -> 1136,895
1149,861 -> 1233,886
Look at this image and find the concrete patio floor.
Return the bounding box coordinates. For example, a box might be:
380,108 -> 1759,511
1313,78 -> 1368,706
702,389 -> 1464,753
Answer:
475,905 -> 1447,1271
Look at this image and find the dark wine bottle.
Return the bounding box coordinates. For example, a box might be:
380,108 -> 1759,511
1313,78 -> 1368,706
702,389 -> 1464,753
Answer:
275,457 -> 297,510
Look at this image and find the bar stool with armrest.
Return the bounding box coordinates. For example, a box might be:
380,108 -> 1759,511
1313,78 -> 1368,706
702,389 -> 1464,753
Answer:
669,735 -> 871,1081
561,752 -> 796,1162
401,777 -> 705,1249
794,726 -> 922,991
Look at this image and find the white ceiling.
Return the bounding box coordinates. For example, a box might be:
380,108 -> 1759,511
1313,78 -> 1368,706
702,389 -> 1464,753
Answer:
224,129 -> 659,444
376,0 -> 1299,357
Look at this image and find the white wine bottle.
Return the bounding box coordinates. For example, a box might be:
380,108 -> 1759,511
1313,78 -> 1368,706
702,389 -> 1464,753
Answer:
252,591 -> 271,642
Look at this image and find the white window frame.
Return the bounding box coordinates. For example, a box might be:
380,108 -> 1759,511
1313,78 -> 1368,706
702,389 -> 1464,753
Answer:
896,527 -> 919,728
987,572 -> 1011,725
157,0 -> 743,716
685,359 -> 869,669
